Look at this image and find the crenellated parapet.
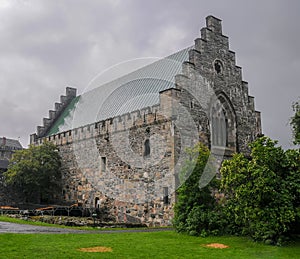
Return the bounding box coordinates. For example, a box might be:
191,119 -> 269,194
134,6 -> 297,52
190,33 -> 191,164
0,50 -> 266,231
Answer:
32,102 -> 167,146
30,87 -> 77,144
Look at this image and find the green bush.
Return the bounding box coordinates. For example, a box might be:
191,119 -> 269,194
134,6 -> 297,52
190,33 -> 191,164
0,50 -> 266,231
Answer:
220,137 -> 300,245
173,137 -> 299,245
173,143 -> 224,236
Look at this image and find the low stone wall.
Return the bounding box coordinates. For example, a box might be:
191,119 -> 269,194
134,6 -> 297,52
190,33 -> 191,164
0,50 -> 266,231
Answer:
6,214 -> 147,228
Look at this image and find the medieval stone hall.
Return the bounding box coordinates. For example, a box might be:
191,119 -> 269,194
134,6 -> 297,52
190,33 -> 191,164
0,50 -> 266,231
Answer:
29,16 -> 262,225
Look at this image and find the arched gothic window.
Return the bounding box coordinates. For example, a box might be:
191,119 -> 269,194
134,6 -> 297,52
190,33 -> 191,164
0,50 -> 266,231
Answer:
211,102 -> 227,146
210,94 -> 236,151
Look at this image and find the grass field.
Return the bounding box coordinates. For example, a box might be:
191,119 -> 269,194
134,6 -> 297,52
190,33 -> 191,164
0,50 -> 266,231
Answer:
0,231 -> 300,258
0,217 -> 300,258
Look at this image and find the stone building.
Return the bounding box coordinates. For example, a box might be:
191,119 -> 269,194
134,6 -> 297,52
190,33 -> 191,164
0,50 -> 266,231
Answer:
0,137 -> 23,173
30,16 -> 262,225
0,137 -> 23,203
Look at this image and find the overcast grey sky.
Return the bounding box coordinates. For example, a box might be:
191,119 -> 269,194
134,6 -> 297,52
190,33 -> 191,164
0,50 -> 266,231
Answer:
0,0 -> 299,149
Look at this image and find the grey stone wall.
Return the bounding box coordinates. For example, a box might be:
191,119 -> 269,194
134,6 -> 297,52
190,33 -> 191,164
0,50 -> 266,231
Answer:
49,108 -> 176,226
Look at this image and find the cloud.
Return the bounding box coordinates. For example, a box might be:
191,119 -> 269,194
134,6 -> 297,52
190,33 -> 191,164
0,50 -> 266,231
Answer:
0,0 -> 299,149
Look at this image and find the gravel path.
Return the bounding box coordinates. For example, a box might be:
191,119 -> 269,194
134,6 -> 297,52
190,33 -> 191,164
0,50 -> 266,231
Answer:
0,221 -> 173,234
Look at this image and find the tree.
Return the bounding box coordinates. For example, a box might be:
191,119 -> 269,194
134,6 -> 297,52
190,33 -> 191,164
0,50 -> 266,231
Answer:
173,143 -> 223,237
291,99 -> 300,145
4,141 -> 62,204
220,137 -> 300,244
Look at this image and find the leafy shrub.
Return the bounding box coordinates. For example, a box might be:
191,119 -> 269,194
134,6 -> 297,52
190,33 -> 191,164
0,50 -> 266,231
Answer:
173,143 -> 224,236
220,137 -> 300,245
173,137 -> 299,245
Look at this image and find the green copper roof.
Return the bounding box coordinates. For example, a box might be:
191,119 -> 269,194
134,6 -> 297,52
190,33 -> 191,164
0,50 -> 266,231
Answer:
47,46 -> 193,136
47,96 -> 80,136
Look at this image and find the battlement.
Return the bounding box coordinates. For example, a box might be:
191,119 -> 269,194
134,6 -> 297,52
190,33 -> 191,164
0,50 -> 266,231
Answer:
32,103 -> 167,146
31,84 -> 184,146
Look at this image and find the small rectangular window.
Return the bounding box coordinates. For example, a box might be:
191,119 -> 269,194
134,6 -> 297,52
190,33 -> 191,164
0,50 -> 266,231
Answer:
101,157 -> 106,172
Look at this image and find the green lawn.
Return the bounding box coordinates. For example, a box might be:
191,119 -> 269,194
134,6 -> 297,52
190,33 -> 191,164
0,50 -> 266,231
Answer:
0,216 -> 299,258
0,231 -> 299,258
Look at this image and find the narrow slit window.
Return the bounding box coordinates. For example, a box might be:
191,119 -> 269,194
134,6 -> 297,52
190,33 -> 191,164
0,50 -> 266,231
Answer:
190,100 -> 195,109
95,197 -> 100,208
101,157 -> 106,172
144,139 -> 150,157
163,187 -> 169,205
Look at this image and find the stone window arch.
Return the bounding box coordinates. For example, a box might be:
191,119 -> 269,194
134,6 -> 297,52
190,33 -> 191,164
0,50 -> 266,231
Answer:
211,104 -> 227,146
210,93 -> 236,151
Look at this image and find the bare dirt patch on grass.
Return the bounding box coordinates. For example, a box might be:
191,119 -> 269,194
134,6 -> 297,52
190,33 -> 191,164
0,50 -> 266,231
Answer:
204,243 -> 229,249
78,246 -> 113,253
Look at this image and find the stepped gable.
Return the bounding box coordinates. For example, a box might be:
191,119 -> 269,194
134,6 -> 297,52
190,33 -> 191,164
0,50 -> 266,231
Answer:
30,87 -> 77,143
175,15 -> 262,154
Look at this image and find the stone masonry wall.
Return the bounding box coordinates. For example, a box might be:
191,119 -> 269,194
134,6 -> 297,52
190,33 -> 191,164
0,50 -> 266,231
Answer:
44,104 -> 179,226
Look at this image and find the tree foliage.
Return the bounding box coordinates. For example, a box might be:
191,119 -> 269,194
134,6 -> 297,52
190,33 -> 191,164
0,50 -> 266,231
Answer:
291,99 -> 300,145
173,137 -> 299,245
220,137 -> 300,244
173,143 -> 223,237
4,141 -> 62,204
